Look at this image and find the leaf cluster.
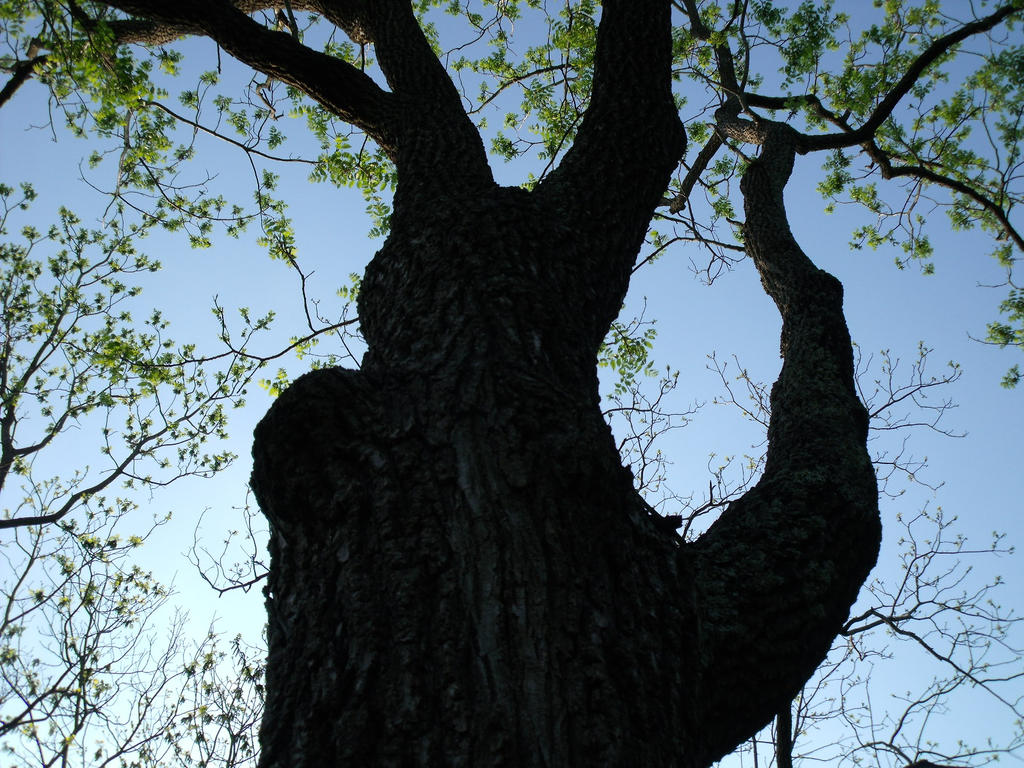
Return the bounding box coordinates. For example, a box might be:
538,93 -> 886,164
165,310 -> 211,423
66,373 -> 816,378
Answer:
0,184 -> 263,530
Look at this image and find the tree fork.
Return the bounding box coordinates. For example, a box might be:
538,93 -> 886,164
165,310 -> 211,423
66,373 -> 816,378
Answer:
249,154 -> 880,766
251,182 -> 704,766
249,3 -> 879,766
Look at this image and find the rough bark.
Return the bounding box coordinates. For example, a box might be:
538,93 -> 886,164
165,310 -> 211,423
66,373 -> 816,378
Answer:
250,147 -> 879,766
251,186 -> 703,766
248,101 -> 880,768
86,0 -> 881,764
688,114 -> 881,763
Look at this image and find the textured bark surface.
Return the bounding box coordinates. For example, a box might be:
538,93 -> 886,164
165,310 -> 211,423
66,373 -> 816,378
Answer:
246,2 -> 880,766
252,191 -> 702,765
43,0 -> 1024,762
250,154 -> 879,767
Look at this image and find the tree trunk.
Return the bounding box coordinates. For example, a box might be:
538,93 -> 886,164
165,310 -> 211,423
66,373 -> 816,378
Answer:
251,176 -> 708,765
250,153 -> 879,765
248,4 -> 880,767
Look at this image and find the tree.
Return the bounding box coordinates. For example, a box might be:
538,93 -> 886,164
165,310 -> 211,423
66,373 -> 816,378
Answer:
1,1 -> 1022,766
0,499 -> 266,767
0,164 -> 273,767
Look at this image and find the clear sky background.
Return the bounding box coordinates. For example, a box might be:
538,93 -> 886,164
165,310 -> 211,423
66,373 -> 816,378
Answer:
1,2 -> 1023,765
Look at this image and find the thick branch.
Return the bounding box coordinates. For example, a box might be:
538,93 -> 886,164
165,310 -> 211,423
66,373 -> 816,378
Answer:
99,0 -> 398,152
689,122 -> 880,763
83,2 -> 325,45
0,44 -> 47,109
776,704 -> 794,768
735,89 -> 1024,252
316,0 -> 493,190
335,1 -> 464,107
682,0 -> 745,96
536,0 -> 686,230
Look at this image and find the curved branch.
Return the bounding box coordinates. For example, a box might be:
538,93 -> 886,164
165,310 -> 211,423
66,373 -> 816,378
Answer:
682,0 -> 745,96
142,100 -> 317,165
689,121 -> 880,763
0,46 -> 47,109
864,141 -> 1024,254
0,435 -> 153,530
800,3 -> 1023,153
719,4 -> 1021,158
709,4 -> 1023,254
468,63 -> 568,115
99,0 -> 398,152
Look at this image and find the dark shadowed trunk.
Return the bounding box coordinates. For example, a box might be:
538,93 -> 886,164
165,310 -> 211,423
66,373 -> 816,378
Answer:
118,0 -> 882,764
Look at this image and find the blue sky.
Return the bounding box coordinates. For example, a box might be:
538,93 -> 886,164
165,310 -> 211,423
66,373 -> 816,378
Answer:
1,2 -> 1023,764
